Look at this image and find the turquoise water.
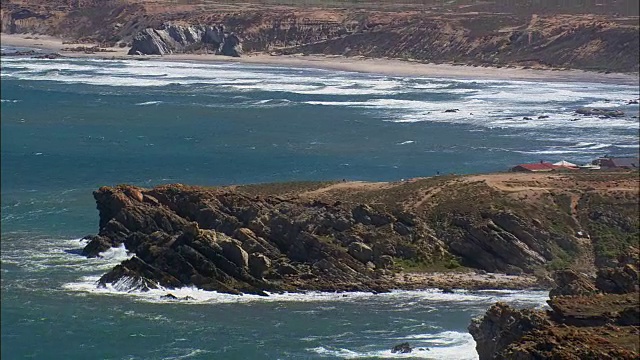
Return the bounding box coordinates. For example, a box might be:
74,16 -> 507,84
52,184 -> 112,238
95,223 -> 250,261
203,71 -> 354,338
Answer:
1,49 -> 638,359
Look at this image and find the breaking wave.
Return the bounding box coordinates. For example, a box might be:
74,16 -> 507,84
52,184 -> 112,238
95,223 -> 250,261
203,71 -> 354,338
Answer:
308,330 -> 477,359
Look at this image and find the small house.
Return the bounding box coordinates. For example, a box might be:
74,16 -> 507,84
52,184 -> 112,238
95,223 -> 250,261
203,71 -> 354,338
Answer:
592,156 -> 639,169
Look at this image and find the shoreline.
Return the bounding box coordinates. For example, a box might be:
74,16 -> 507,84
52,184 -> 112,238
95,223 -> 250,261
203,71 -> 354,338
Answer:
388,271 -> 545,291
2,33 -> 639,85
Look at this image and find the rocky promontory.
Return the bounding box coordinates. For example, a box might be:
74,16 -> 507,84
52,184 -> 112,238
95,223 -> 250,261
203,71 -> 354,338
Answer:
82,172 -> 639,295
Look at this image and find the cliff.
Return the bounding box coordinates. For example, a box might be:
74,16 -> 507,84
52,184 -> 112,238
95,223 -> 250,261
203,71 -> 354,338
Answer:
81,172 -> 639,294
1,0 -> 638,72
469,249 -> 640,359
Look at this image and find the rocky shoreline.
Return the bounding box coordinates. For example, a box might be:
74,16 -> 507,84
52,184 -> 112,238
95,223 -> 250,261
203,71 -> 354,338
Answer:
81,172 -> 638,296
82,183 -> 544,295
469,251 -> 640,359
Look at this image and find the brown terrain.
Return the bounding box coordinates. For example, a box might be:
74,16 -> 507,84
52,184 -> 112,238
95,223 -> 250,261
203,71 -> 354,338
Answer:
81,171 -> 638,292
1,0 -> 639,72
469,252 -> 639,359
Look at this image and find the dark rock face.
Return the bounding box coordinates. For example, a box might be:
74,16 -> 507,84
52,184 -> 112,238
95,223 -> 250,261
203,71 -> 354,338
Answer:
391,342 -> 412,354
84,184 -> 451,294
1,8 -> 48,33
127,23 -> 241,56
548,269 -> 597,297
347,241 -> 373,263
470,251 -> 640,360
443,211 -> 550,274
468,302 -> 550,360
596,263 -> 639,294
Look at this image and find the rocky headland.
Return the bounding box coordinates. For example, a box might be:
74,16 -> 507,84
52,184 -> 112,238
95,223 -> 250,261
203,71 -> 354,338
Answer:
81,171 -> 639,296
1,0 -> 639,73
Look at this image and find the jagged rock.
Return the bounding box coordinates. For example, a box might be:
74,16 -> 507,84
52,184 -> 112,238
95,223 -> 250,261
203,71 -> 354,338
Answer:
596,263 -> 639,294
393,222 -> 411,236
275,263 -> 299,276
248,253 -> 271,278
376,254 -> 394,269
128,23 -> 242,57
549,269 -> 598,297
391,342 -> 412,353
81,234 -> 116,257
218,238 -> 249,268
445,213 -> 547,274
348,241 -> 373,263
234,227 -> 257,242
352,204 -> 393,226
219,33 -> 242,57
128,28 -> 171,55
471,252 -> 640,360
468,302 -> 550,360
98,256 -> 179,291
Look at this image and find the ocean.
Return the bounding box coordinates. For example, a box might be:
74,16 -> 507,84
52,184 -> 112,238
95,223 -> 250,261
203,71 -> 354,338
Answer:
1,47 -> 638,359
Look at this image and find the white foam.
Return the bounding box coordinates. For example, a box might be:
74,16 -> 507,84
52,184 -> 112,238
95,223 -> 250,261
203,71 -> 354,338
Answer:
97,243 -> 132,262
308,331 -> 478,359
0,236 -> 133,273
62,275 -> 549,307
1,99 -> 21,103
2,56 -> 638,152
397,141 -> 415,145
135,100 -> 163,106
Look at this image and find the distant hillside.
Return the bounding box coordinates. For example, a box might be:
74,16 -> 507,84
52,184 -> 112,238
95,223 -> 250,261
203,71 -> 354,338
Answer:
1,0 -> 639,72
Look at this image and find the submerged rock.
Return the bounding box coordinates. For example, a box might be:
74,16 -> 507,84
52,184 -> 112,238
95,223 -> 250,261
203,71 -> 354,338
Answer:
391,342 -> 413,353
576,108 -> 625,118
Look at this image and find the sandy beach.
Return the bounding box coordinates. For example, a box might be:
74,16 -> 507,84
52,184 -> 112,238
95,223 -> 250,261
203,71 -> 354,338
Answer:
2,33 -> 638,85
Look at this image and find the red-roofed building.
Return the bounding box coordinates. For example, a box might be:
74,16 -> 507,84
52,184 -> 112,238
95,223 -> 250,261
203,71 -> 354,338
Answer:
510,162 -> 559,172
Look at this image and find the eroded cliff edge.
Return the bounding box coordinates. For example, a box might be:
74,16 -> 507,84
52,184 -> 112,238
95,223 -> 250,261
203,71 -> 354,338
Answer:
469,252 -> 639,359
82,172 -> 639,295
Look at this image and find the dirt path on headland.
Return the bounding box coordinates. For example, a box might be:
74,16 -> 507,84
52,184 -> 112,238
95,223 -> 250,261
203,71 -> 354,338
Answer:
298,181 -> 391,198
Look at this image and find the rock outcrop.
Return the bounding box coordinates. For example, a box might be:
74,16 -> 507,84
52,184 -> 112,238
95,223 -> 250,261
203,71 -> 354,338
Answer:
469,249 -> 640,360
469,302 -> 551,360
82,173 -> 638,295
83,184 -> 437,294
548,269 -> 597,297
127,24 -> 241,56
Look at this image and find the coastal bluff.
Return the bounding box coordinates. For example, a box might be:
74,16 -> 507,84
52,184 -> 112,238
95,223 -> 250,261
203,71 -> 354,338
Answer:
1,0 -> 638,73
469,252 -> 639,359
82,172 -> 639,295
